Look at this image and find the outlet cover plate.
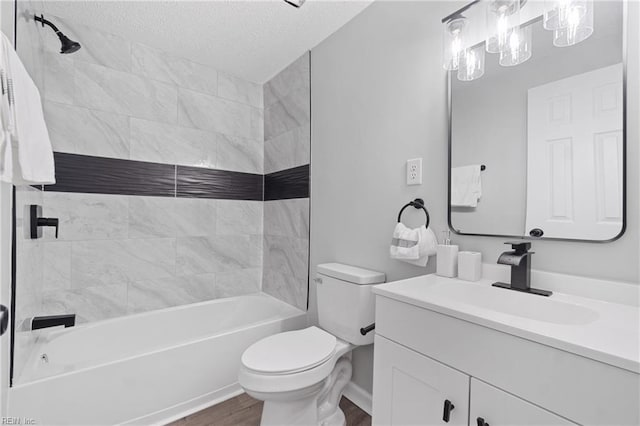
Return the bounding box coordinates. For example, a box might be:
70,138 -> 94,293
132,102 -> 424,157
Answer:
407,158 -> 422,185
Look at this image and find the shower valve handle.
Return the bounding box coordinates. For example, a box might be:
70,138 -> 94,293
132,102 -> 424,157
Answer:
29,205 -> 59,239
37,217 -> 59,238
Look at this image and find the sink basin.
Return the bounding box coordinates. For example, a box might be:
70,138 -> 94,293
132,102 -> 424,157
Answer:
373,274 -> 639,373
430,281 -> 599,325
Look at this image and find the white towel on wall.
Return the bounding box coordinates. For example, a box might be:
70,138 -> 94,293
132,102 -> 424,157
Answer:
0,32 -> 55,185
390,223 -> 438,267
451,165 -> 482,207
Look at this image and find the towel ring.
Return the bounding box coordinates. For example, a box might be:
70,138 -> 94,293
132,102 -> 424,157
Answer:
397,198 -> 430,229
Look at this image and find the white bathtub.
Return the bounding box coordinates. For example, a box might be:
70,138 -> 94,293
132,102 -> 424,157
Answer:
8,293 -> 306,425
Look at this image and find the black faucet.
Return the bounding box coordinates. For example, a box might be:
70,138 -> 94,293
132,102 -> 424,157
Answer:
31,314 -> 76,330
492,242 -> 552,297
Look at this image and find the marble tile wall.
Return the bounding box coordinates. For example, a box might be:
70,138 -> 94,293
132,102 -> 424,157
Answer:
37,12 -> 263,174
262,53 -> 311,310
9,3 -> 315,389
13,5 -> 267,334
12,6 -> 312,387
35,194 -> 263,323
16,192 -> 264,325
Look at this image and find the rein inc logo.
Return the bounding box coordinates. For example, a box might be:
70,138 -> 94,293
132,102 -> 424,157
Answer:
1,418 -> 36,425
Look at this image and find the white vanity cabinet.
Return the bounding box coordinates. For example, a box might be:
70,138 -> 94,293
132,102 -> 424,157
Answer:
373,335 -> 575,426
469,379 -> 575,426
371,287 -> 640,426
373,336 -> 469,426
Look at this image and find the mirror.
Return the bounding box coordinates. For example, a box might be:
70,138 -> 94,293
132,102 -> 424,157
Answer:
448,1 -> 625,242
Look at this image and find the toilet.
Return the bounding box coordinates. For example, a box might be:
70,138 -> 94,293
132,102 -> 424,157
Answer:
238,263 -> 386,426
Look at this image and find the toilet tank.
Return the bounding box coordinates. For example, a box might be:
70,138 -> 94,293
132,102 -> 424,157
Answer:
316,263 -> 386,346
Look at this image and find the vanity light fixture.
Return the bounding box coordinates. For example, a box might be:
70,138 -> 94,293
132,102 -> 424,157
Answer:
443,16 -> 467,71
443,0 -> 594,81
458,44 -> 486,80
499,23 -> 532,66
551,0 -> 594,46
486,0 -> 521,54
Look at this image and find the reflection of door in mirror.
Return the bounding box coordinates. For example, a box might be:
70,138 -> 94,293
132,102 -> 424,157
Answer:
526,63 -> 623,240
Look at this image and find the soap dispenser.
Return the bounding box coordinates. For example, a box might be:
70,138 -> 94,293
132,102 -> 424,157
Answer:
436,230 -> 458,278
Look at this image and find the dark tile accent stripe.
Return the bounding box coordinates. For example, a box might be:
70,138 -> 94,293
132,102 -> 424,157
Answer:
176,166 -> 263,201
264,164 -> 310,201
45,153 -> 306,201
45,153 -> 175,197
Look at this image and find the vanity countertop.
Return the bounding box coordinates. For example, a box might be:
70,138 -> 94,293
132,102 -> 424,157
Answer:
373,274 -> 640,374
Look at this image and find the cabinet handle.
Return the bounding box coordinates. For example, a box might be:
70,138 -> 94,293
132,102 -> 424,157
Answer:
442,399 -> 455,422
477,417 -> 490,426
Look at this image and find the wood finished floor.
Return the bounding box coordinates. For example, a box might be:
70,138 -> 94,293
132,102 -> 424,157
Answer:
168,393 -> 371,426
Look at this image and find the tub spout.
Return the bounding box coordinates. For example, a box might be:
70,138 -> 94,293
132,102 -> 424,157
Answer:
32,314 -> 75,330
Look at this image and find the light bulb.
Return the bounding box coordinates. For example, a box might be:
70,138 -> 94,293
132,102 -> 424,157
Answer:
443,17 -> 467,71
500,24 -> 532,66
553,0 -> 593,47
451,33 -> 462,69
486,0 -> 520,53
458,44 -> 485,81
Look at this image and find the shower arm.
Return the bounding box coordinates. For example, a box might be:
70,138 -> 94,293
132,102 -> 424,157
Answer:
34,14 -> 63,35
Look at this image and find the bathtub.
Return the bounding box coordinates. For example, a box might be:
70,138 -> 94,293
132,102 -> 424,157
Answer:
8,293 -> 306,425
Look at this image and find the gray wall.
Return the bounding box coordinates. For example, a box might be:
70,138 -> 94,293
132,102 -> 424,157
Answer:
310,0 -> 639,395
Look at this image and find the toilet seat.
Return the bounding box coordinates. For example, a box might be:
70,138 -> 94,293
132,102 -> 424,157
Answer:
238,327 -> 353,394
242,327 -> 337,375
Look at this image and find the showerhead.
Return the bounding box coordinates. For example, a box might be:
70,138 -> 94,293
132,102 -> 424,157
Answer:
58,33 -> 81,54
34,14 -> 81,54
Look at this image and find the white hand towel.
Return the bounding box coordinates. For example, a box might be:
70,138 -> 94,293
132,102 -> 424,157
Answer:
0,32 -> 55,185
390,223 -> 420,260
390,223 -> 438,267
451,165 -> 482,207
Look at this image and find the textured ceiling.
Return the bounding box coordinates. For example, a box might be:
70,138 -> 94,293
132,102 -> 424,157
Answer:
42,0 -> 373,83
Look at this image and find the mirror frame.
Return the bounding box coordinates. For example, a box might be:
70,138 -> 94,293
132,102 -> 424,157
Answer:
447,7 -> 628,243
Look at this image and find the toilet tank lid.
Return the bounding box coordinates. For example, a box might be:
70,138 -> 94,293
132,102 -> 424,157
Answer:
317,263 -> 386,285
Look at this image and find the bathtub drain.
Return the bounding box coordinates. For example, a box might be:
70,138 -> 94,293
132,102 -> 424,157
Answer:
40,353 -> 49,363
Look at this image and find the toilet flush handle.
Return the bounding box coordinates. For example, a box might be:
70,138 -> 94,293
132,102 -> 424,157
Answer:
360,323 -> 375,336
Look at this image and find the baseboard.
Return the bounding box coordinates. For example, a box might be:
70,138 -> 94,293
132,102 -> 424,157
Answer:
121,383 -> 243,426
125,379 -> 371,425
343,381 -> 372,416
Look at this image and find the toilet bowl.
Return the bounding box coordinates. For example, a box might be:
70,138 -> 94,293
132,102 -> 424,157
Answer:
238,263 -> 386,426
239,327 -> 354,426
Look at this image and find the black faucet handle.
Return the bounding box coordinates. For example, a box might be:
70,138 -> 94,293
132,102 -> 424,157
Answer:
505,241 -> 531,254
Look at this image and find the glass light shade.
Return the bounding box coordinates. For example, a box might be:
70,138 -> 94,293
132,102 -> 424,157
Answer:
458,45 -> 485,81
443,17 -> 466,71
499,24 -> 533,66
544,0 -> 569,30
553,0 -> 594,46
486,0 -> 521,53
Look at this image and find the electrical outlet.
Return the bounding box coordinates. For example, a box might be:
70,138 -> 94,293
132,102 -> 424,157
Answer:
406,158 -> 422,185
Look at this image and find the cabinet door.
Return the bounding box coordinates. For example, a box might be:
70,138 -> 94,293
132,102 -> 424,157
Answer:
470,379 -> 577,426
372,336 -> 469,426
